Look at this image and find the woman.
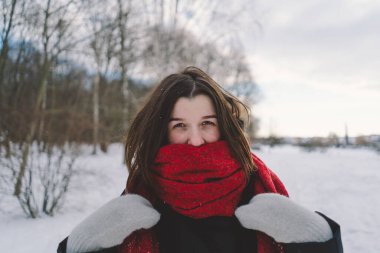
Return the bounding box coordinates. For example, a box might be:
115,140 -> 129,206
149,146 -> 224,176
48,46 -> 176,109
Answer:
58,67 -> 343,253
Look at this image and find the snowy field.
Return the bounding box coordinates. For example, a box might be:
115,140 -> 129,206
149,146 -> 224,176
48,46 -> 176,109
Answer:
1,144 -> 379,253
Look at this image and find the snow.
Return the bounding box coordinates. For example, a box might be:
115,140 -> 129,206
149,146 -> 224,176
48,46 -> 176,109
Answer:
1,144 -> 379,253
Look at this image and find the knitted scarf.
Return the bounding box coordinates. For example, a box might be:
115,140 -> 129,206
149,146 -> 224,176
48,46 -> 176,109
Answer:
152,141 -> 246,218
121,141 -> 289,253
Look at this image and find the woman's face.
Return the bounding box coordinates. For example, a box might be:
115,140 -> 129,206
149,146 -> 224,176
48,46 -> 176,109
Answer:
168,94 -> 221,146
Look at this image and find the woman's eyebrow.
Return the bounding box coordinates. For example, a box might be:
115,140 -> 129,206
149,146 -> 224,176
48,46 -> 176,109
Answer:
202,115 -> 217,119
169,117 -> 183,122
169,115 -> 217,122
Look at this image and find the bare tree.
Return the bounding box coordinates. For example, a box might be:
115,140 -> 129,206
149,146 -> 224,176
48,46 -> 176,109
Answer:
0,0 -> 15,97
13,0 -> 80,197
0,0 -> 28,158
0,0 -> 24,101
115,0 -> 141,129
85,2 -> 118,154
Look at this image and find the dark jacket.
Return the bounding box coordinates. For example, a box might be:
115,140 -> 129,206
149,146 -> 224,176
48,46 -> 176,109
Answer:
58,211 -> 342,253
58,184 -> 343,253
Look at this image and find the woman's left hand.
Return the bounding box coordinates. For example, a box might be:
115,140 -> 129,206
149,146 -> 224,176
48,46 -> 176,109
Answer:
235,193 -> 333,243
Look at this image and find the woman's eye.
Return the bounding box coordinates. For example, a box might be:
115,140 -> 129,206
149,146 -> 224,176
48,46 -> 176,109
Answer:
173,123 -> 185,128
202,121 -> 215,126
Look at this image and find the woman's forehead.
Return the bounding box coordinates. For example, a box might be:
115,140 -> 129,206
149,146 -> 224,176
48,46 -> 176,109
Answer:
171,95 -> 216,118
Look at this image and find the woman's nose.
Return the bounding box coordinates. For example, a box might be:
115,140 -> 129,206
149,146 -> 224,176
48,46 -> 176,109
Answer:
187,129 -> 205,146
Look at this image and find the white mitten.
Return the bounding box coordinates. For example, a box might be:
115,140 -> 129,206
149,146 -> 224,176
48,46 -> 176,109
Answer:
235,193 -> 333,243
67,194 -> 160,253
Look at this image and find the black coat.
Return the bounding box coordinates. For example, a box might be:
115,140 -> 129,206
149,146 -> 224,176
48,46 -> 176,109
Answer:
58,185 -> 343,253
57,211 -> 342,253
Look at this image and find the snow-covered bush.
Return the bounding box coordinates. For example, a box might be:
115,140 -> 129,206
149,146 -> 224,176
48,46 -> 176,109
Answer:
0,143 -> 79,218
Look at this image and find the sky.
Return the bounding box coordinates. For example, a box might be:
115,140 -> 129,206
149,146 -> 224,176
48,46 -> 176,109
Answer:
242,0 -> 380,137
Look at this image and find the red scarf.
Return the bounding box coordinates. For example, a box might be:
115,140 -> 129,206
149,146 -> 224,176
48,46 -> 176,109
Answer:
121,141 -> 288,253
152,141 -> 246,218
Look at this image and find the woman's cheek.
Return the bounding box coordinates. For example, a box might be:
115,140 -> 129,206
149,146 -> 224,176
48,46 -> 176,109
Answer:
168,131 -> 186,144
206,128 -> 221,142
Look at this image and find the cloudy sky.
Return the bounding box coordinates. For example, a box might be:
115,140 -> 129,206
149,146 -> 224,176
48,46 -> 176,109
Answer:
242,0 -> 380,137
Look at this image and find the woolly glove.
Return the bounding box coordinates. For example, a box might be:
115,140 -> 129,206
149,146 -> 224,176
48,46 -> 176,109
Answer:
235,193 -> 333,243
67,194 -> 160,253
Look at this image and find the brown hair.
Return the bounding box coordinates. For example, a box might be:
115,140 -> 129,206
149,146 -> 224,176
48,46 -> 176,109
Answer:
125,66 -> 256,193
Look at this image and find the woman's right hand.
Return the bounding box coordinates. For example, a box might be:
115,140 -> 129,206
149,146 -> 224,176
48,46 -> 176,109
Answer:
67,194 -> 160,253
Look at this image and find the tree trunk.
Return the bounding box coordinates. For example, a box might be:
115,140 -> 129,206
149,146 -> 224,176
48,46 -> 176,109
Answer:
37,0 -> 52,148
92,74 -> 100,155
14,51 -> 50,197
116,0 -> 130,130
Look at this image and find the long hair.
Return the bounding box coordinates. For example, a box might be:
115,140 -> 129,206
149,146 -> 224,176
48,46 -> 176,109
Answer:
125,66 -> 256,193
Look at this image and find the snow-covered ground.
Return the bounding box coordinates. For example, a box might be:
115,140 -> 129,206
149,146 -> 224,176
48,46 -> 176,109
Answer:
1,144 -> 379,253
